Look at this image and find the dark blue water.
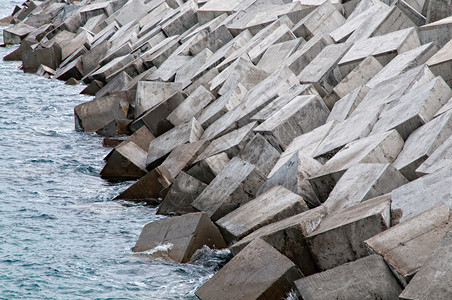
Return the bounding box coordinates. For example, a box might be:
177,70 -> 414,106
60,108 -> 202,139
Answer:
0,2 -> 227,299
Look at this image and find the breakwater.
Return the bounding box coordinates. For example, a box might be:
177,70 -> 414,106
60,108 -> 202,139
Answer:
2,0 -> 452,299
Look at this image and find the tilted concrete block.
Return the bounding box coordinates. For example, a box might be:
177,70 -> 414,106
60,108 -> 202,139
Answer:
100,141 -> 147,180
399,231 -> 452,300
55,57 -> 84,81
392,111 -> 452,180
426,39 -> 452,87
22,44 -> 62,73
192,157 -> 266,221
80,1 -> 114,24
134,81 -> 182,118
196,0 -> 243,24
416,134 -> 452,175
133,212 -> 227,262
306,194 -> 391,271
327,86 -> 369,123
365,203 -> 452,285
115,125 -> 155,152
322,163 -> 408,213
3,22 -> 37,45
419,16 -> 452,48
217,186 -> 309,244
95,71 -> 132,98
195,239 -> 302,300
157,171 -> 207,216
186,152 -> 230,184
161,0 -> 198,37
231,206 -> 328,276
425,0 -> 452,24
115,0 -> 148,27
146,55 -> 191,82
295,255 -> 402,299
174,49 -> 213,88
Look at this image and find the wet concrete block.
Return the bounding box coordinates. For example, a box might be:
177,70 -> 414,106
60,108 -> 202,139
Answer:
187,152 -> 230,184
134,81 -> 182,118
309,130 -> 404,202
166,86 -> 215,126
254,95 -> 330,151
3,22 -> 37,45
392,111 -> 452,181
295,255 -> 402,299
146,118 -> 204,171
323,163 -> 408,213
306,195 -> 391,271
327,86 -> 369,123
399,231 -> 452,300
416,134 -> 452,175
298,43 -> 353,97
96,118 -> 132,137
100,141 -> 148,180
195,239 -> 302,300
217,186 -> 309,244
80,80 -> 105,96
365,203 -> 452,285
426,39 -> 452,87
192,157 -> 266,221
74,94 -> 128,132
36,64 -> 56,78
230,206 -> 328,276
133,212 -> 227,262
157,171 -> 207,216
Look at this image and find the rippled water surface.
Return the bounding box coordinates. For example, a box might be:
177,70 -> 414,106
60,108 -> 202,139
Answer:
0,2 -> 228,299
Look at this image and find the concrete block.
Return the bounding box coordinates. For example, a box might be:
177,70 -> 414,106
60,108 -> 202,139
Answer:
399,232 -> 452,300
145,118 -> 204,170
333,56 -> 382,98
426,0 -> 452,24
95,71 -> 132,98
116,125 -> 155,152
114,165 -> 172,202
306,195 -> 391,271
365,203 -> 452,285
80,1 -> 114,24
416,134 -> 452,175
195,122 -> 257,163
100,141 -> 147,180
55,56 -> 83,81
95,118 -> 132,137
134,81 -> 182,118
254,95 -> 330,151
174,49 -> 213,88
196,0 -> 243,24
426,39 -> 452,87
295,255 -> 402,299
436,95 -> 452,116
309,130 -> 404,202
81,40 -> 110,76
3,39 -> 33,61
195,239 -> 302,300
338,27 -> 421,76
115,0 -> 148,27
217,186 -> 309,244
327,86 -> 369,123
371,77 -> 452,141
157,171 -> 207,216
133,212 -> 227,262
392,111 -> 452,180
292,1 -> 346,40
142,35 -> 181,68
298,43 -> 353,97
192,157 -> 266,221
161,0 -> 198,37
22,44 -> 62,73
419,16 -> 452,48
323,163 -> 408,213
74,94 -> 128,132
3,22 -> 37,45
167,86 -> 214,126
87,54 -> 135,83
80,80 -> 105,96
188,24 -> 234,57
36,64 -> 56,79
186,152 -> 230,184
183,66 -> 219,96
230,206 -> 328,276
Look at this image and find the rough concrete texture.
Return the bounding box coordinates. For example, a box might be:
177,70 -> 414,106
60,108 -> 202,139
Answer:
133,212 -> 226,262
196,239 -> 302,300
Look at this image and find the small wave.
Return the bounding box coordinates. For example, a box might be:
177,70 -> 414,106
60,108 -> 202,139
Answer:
26,213 -> 57,220
134,243 -> 173,256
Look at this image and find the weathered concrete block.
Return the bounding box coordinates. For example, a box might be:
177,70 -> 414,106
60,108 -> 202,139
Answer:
186,152 -> 230,184
237,133 -> 280,176
365,203 -> 452,285
80,80 -> 105,96
426,39 -> 452,87
295,254 -> 402,299
217,186 -> 308,244
254,95 -> 330,151
3,22 -> 37,45
174,49 -> 212,88
307,194 -> 391,271
100,141 -> 147,180
115,0 -> 148,27
133,212 -> 226,262
298,43 -> 353,97
327,86 -> 369,123
96,118 -> 132,137
196,0 -> 242,24
416,134 -> 452,175
195,239 -> 302,300
426,0 -> 452,24
392,111 -> 452,180
183,66 -> 219,96
87,54 -> 135,83
134,81 -> 182,118
80,1 -> 114,24
419,16 -> 452,48
161,1 -> 198,37
22,44 -> 62,73
192,157 -> 266,221
74,94 -> 128,132
81,40 -> 111,75
309,130 -> 404,202
231,206 -> 328,276
323,163 -> 408,213
399,231 -> 452,300
157,171 -> 207,216
116,125 -> 155,152
95,71 -> 132,98
146,118 -> 203,170
55,57 -> 84,81
36,64 -> 56,79
188,24 -> 233,57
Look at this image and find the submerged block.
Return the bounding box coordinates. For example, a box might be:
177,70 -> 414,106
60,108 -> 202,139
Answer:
133,212 -> 227,262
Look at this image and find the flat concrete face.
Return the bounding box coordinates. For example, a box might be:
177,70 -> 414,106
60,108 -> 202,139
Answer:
186,152 -> 230,184
134,81 -> 182,118
295,255 -> 402,300
322,163 -> 408,213
327,86 -> 369,123
254,95 -> 330,151
192,157 -> 266,221
306,194 -> 391,271
133,212 -> 227,263
256,38 -> 302,74
416,134 -> 452,175
426,39 -> 452,87
100,141 -> 148,180
145,118 -> 204,171
419,16 -> 452,48
399,232 -> 452,300
116,125 -> 155,152
157,171 -> 207,216
216,185 -> 309,244
22,45 -> 63,73
3,22 -> 37,45
365,204 -> 452,285
392,111 -> 452,181
195,239 -> 302,300
391,164 -> 452,224
371,77 -> 452,141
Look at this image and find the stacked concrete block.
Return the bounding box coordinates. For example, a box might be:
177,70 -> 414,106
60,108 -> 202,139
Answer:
3,22 -> 37,45
186,152 -> 230,184
418,16 -> 452,47
100,141 -> 148,180
415,134 -> 452,175
426,39 -> 452,87
327,86 -> 369,122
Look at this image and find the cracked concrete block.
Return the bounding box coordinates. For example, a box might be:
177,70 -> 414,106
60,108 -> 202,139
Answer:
195,239 -> 302,300
306,195 -> 391,271
192,157 -> 266,221
365,203 -> 452,285
133,212 -> 227,262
